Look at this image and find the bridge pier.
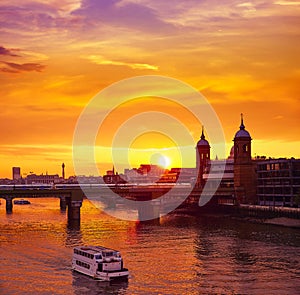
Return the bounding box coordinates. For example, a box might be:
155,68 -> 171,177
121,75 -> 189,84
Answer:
67,200 -> 82,223
5,197 -> 13,214
137,201 -> 161,221
60,196 -> 67,211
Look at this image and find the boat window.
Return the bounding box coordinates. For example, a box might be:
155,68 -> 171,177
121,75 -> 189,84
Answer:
103,252 -> 114,257
95,254 -> 102,260
76,260 -> 90,269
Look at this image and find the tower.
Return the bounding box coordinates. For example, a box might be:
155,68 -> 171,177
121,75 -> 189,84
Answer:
233,114 -> 256,204
12,167 -> 21,180
196,126 -> 210,187
62,163 -> 65,179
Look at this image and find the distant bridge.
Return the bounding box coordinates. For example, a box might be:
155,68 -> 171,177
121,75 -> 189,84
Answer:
0,187 -> 83,224
0,184 -> 203,221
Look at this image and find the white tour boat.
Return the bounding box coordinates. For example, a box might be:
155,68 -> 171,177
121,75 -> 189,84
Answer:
72,245 -> 129,281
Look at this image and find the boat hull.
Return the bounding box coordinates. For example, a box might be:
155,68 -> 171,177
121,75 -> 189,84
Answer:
72,266 -> 129,281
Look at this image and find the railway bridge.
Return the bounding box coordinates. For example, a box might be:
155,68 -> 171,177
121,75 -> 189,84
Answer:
0,188 -> 83,223
0,184 -> 202,221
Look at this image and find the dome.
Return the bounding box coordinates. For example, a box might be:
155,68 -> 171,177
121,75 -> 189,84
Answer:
234,114 -> 251,139
235,129 -> 251,138
197,138 -> 210,146
197,127 -> 210,146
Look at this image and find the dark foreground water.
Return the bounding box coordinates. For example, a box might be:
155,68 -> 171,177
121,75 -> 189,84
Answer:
0,198 -> 299,295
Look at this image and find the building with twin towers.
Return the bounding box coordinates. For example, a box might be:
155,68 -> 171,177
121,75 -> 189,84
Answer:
196,115 -> 300,208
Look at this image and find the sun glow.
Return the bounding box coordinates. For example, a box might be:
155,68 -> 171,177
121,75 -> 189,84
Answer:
158,155 -> 171,169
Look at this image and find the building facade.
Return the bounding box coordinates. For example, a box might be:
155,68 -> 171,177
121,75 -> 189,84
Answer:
257,158 -> 300,207
202,158 -> 235,205
195,127 -> 210,188
12,167 -> 21,180
233,115 -> 256,204
196,115 -> 300,208
26,173 -> 60,184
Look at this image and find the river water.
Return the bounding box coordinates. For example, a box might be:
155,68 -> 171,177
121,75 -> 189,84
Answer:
0,198 -> 299,295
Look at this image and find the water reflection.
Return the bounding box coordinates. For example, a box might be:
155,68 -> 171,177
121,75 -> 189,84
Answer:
1,199 -> 300,295
192,215 -> 300,294
232,248 -> 257,266
65,223 -> 83,248
72,272 -> 128,295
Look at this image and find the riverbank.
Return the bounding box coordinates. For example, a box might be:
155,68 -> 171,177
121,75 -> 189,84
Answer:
222,215 -> 300,229
174,206 -> 300,229
262,217 -> 300,228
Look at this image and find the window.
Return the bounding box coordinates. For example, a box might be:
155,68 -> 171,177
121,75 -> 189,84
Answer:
76,260 -> 90,269
103,252 -> 114,257
235,146 -> 239,155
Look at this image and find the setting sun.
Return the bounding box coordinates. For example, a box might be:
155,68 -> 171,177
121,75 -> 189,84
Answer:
0,0 -> 299,179
158,155 -> 171,169
0,1 -> 299,294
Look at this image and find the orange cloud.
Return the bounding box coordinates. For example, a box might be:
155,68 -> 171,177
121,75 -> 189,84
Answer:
0,0 -> 299,177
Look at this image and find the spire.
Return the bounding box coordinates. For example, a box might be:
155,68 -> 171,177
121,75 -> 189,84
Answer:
112,166 -> 115,175
197,125 -> 210,147
201,126 -> 205,140
234,113 -> 251,139
240,113 -> 245,130
62,163 -> 65,179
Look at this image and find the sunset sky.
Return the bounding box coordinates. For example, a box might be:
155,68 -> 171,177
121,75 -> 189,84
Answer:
1,0 -> 300,178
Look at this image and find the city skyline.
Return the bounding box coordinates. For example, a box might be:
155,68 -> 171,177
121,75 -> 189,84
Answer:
0,113 -> 298,179
1,0 -> 300,178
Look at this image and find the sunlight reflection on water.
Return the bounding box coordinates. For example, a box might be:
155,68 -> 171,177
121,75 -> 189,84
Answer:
0,198 -> 299,294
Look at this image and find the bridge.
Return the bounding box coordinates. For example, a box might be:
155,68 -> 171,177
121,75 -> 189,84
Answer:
83,184 -> 202,219
0,187 -> 84,224
0,184 -> 203,221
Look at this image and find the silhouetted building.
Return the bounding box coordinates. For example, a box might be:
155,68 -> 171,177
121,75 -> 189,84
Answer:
157,171 -> 178,183
26,173 -> 60,184
257,158 -> 300,207
199,115 -> 257,206
203,155 -> 235,205
124,164 -> 165,183
103,168 -> 126,184
12,167 -> 21,180
158,168 -> 196,183
196,127 -> 210,188
197,114 -> 300,208
233,114 -> 256,204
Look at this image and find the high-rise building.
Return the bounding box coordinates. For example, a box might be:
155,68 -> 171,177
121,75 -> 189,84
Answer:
12,167 -> 21,180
